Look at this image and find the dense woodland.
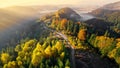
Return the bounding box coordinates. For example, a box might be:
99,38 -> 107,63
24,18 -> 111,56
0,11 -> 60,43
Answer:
44,8 -> 120,67
0,7 -> 120,68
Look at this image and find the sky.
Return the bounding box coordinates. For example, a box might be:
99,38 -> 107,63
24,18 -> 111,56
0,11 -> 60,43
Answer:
0,0 -> 120,8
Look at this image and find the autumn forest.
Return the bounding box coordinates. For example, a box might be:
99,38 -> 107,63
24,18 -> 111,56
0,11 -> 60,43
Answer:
0,1 -> 120,68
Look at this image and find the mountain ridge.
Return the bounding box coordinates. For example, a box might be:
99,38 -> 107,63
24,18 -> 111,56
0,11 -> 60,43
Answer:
90,1 -> 120,17
103,1 -> 120,10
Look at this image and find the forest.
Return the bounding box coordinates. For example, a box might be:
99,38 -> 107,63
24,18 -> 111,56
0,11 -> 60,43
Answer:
0,5 -> 120,68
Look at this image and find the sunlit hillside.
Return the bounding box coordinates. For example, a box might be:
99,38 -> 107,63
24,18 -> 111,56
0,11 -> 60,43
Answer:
0,6 -> 39,31
0,0 -> 120,68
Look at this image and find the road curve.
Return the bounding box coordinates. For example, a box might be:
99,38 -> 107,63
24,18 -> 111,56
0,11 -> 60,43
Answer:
56,32 -> 76,68
44,25 -> 76,68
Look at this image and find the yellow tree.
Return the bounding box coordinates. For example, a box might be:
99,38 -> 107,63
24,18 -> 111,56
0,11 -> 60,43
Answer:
60,52 -> 65,60
96,36 -> 114,49
17,61 -> 22,66
108,49 -> 116,58
116,42 -> 120,48
78,29 -> 87,41
7,61 -> 17,68
31,43 -> 43,66
1,53 -> 10,64
15,45 -> 21,52
31,52 -> 42,66
52,46 -> 58,57
23,39 -> 36,52
44,45 -> 52,58
55,41 -> 63,54
33,43 -> 43,53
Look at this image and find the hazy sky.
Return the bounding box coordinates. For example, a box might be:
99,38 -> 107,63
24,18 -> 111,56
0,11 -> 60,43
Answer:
0,0 -> 119,8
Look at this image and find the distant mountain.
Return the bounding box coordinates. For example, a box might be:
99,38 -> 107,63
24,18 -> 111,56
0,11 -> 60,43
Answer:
89,1 -> 120,26
102,1 -> 120,10
90,9 -> 116,17
88,1 -> 120,36
41,7 -> 81,22
90,1 -> 120,17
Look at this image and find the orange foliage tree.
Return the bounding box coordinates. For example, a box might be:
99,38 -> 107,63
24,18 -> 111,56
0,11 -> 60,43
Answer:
77,29 -> 87,41
60,18 -> 68,29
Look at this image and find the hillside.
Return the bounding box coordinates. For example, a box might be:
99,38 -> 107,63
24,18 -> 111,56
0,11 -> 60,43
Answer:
0,7 -> 119,68
103,1 -> 120,10
90,9 -> 117,17
89,1 -> 120,35
37,7 -> 120,68
85,18 -> 111,35
0,6 -> 39,31
41,7 -> 81,22
90,1 -> 120,17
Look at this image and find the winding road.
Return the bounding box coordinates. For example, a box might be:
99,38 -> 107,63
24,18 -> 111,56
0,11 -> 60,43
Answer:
56,32 -> 76,68
54,32 -> 89,68
44,25 -> 76,68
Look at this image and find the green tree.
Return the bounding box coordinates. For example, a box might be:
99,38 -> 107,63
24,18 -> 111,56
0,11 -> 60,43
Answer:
65,59 -> 70,67
57,58 -> 63,68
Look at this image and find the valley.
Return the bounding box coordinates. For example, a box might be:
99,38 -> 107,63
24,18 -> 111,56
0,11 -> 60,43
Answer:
0,6 -> 94,48
0,1 -> 120,68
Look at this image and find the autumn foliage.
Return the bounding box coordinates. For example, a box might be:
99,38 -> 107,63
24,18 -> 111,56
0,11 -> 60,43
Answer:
0,38 -> 70,68
60,18 -> 68,29
78,29 -> 87,41
1,53 -> 10,64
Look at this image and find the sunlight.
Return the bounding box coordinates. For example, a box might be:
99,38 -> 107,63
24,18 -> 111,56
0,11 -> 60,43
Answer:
0,0 -> 120,67
0,0 -> 119,8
